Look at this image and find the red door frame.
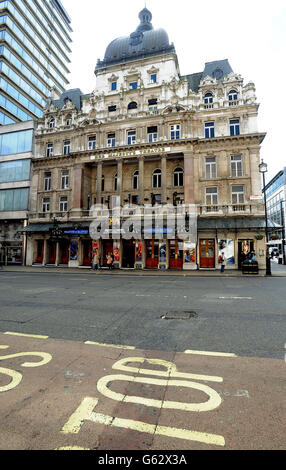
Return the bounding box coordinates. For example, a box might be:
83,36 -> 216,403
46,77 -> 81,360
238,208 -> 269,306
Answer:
82,240 -> 92,266
60,242 -> 70,264
146,240 -> 159,269
169,240 -> 183,269
199,239 -> 215,268
36,240 -> 44,264
102,240 -> 113,267
48,242 -> 56,264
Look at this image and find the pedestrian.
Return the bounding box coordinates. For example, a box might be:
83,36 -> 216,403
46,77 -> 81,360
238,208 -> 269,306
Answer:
93,251 -> 100,271
220,252 -> 226,273
107,252 -> 113,270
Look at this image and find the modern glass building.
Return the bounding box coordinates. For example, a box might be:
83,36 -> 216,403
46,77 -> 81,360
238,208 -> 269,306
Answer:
0,0 -> 72,125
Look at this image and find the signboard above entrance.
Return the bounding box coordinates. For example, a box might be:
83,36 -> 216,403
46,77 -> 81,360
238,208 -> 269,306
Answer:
90,147 -> 171,161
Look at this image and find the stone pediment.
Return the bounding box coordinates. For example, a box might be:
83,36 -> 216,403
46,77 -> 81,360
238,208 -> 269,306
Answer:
200,75 -> 217,87
223,72 -> 243,83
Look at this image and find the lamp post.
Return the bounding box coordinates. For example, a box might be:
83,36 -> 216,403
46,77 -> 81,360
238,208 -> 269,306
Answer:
259,160 -> 271,276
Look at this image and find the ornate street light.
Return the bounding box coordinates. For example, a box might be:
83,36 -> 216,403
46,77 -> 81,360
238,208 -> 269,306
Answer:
259,160 -> 271,276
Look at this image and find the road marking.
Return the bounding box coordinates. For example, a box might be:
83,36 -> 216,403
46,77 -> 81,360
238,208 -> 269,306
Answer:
85,341 -> 135,350
61,396 -> 225,447
0,367 -> 22,392
4,332 -> 49,339
113,357 -> 223,382
97,374 -> 222,412
219,297 -> 253,300
184,349 -> 237,357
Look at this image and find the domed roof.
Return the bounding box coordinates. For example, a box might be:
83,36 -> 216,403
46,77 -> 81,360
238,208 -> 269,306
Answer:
95,8 -> 175,71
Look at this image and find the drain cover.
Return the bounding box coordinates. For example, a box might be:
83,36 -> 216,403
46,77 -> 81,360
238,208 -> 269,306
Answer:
161,311 -> 198,320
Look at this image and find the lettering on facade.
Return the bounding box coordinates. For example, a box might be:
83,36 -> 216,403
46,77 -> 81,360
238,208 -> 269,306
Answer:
90,146 -> 171,161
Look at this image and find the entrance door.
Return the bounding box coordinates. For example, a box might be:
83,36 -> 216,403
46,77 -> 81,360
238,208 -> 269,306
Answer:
48,241 -> 56,264
82,240 -> 92,266
122,240 -> 135,268
200,239 -> 215,268
60,241 -> 70,264
102,240 -> 113,267
169,240 -> 183,269
35,240 -> 44,264
238,240 -> 254,269
146,240 -> 159,269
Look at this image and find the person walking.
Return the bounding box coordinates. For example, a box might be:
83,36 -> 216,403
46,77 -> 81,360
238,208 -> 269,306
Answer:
220,252 -> 226,273
107,252 -> 113,270
93,251 -> 100,271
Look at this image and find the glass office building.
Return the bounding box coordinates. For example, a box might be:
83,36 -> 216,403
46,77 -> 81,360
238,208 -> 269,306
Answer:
0,0 -> 72,125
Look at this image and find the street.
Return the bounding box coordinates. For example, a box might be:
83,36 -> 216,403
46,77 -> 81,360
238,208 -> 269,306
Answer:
0,268 -> 285,451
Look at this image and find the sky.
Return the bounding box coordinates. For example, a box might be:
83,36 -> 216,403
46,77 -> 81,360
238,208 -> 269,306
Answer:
61,0 -> 286,183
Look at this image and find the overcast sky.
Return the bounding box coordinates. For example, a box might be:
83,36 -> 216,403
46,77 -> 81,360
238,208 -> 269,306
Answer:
61,0 -> 286,183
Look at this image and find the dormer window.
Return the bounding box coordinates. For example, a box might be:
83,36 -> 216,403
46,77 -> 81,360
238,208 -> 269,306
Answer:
66,116 -> 72,126
111,81 -> 117,91
129,81 -> 138,90
229,89 -> 238,105
49,118 -> 55,128
150,73 -> 157,84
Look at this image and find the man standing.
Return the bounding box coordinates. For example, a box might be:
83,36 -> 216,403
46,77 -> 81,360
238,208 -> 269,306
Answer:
220,252 -> 226,273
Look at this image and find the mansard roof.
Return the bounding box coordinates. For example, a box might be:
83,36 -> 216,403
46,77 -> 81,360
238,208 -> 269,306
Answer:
181,59 -> 234,92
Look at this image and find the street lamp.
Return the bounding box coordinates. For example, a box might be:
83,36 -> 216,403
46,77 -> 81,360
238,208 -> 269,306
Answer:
259,160 -> 271,276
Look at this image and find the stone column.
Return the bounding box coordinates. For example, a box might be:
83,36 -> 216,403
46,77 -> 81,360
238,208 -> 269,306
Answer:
161,155 -> 167,204
250,148 -> 261,195
184,151 -> 195,204
96,162 -> 103,204
139,157 -> 145,205
72,165 -> 84,210
117,160 -> 123,205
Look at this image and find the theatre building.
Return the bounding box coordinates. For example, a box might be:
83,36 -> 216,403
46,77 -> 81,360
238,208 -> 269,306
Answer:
25,8 -> 267,272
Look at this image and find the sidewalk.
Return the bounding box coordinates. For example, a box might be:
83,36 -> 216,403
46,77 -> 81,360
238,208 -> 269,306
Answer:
1,265 -> 280,277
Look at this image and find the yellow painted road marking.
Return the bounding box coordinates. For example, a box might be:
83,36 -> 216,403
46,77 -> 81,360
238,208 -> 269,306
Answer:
61,397 -> 225,447
97,374 -> 222,412
4,332 -> 49,339
85,341 -> 135,350
0,350 -> 52,368
184,349 -> 237,357
112,357 -> 223,383
0,367 -> 22,392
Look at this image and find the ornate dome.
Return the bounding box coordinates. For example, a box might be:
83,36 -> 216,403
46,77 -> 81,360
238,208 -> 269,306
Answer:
95,8 -> 175,71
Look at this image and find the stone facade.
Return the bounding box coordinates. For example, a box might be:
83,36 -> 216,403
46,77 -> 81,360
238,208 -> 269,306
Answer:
25,8 -> 267,272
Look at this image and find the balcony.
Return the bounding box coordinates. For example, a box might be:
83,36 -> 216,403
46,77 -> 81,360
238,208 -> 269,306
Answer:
199,203 -> 265,216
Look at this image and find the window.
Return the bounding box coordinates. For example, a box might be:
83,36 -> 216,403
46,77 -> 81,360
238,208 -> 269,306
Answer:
66,116 -> 72,126
230,119 -> 240,136
206,187 -> 218,205
107,133 -> 115,148
59,196 -> 68,212
108,105 -> 117,112
127,130 -> 136,145
46,143 -> 53,157
170,124 -> 181,140
231,155 -> 243,177
42,197 -> 50,213
128,101 -> 137,110
174,167 -> 184,187
148,98 -> 158,110
44,172 -> 51,191
61,170 -> 69,189
148,126 -> 158,142
133,170 -> 139,190
63,140 -> 70,155
150,74 -> 157,83
205,157 -> 217,179
205,122 -> 215,139
229,89 -> 238,104
129,82 -> 138,90
114,173 -> 118,191
232,185 -> 244,204
88,135 -> 96,150
153,169 -> 162,188
204,93 -> 213,108
49,118 -> 55,128
111,81 -> 117,91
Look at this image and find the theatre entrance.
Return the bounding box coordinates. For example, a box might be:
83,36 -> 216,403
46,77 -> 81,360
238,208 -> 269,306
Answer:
122,240 -> 135,268
199,239 -> 215,268
169,240 -> 183,269
146,240 -> 159,269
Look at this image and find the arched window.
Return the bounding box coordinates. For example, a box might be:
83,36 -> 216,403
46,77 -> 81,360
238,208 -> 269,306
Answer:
153,169 -> 162,189
128,101 -> 138,110
174,167 -> 184,187
133,170 -> 139,190
66,115 -> 72,126
229,89 -> 238,102
204,93 -> 213,104
49,118 -> 55,128
114,173 -> 118,191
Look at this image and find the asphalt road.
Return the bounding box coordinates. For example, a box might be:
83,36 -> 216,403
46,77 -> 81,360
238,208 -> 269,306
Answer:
0,270 -> 285,359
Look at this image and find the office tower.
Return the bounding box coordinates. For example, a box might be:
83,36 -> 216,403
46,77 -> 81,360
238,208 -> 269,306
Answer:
0,0 -> 72,125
